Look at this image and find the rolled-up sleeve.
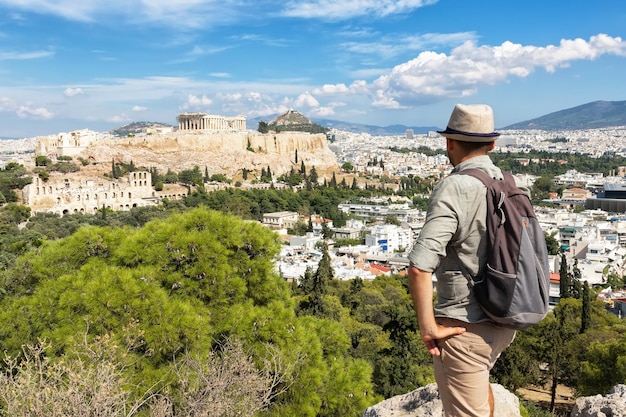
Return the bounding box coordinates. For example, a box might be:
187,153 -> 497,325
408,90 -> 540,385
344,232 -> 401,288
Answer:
408,178 -> 462,272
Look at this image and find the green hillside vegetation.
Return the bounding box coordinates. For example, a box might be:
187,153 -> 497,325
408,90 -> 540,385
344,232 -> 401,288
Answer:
268,122 -> 329,134
0,208 -> 381,416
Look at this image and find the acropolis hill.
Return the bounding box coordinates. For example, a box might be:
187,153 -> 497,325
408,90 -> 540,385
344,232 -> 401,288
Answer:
80,130 -> 338,177
22,112 -> 339,215
35,111 -> 339,179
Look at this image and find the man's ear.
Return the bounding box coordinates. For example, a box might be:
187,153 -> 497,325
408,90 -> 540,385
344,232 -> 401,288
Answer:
446,137 -> 454,150
488,141 -> 495,151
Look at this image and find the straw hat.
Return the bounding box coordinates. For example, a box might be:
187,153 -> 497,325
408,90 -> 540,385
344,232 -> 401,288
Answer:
437,104 -> 500,142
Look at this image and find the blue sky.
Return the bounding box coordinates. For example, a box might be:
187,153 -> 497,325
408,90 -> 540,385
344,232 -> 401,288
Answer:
1,0 -> 625,138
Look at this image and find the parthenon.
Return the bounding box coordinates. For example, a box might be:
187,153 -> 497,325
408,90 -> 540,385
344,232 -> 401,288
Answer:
177,113 -> 247,131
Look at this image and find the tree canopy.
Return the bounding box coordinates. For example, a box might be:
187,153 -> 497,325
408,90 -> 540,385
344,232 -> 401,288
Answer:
0,208 -> 376,416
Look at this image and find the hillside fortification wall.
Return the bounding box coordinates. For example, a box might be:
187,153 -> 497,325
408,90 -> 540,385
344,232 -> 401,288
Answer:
80,131 -> 338,177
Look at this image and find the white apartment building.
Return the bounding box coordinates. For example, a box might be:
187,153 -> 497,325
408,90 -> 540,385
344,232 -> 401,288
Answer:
365,224 -> 413,254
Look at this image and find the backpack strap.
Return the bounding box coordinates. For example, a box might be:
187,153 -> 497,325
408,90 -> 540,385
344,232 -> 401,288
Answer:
455,167 -> 507,186
451,168 -> 498,288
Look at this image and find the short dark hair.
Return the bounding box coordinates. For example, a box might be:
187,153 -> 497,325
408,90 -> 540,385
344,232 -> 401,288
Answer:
453,139 -> 493,154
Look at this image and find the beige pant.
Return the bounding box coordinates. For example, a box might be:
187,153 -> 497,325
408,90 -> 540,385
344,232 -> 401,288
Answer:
433,318 -> 516,417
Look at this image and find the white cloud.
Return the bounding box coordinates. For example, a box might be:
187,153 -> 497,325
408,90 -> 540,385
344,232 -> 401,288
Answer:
16,105 -> 54,119
365,34 -> 626,106
246,92 -> 263,103
108,113 -> 132,123
0,49 -> 53,60
281,0 -> 438,20
293,92 -> 319,108
371,89 -> 402,109
309,106 -> 335,117
64,87 -> 84,97
338,32 -> 477,64
216,92 -> 242,102
0,0 -> 262,29
188,45 -> 232,56
313,83 -> 350,95
247,104 -> 290,119
182,94 -> 213,110
132,105 -> 147,111
0,96 -> 16,111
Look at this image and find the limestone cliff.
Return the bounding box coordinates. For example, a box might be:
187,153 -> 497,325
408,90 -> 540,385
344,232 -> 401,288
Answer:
79,131 -> 338,177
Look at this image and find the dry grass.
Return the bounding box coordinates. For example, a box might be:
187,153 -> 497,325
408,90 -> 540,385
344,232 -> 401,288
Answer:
0,336 -> 296,417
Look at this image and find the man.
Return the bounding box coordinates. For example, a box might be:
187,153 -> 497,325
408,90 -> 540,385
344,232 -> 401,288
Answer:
407,104 -> 516,417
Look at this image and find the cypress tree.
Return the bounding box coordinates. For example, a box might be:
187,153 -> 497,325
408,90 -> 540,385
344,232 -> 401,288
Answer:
559,253 -> 570,299
309,166 -> 318,185
580,280 -> 591,334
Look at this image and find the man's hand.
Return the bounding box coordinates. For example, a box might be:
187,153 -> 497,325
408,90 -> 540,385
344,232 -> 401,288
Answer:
408,265 -> 466,356
420,323 -> 466,356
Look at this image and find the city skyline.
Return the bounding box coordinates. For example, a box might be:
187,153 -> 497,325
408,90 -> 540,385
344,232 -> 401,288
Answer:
0,0 -> 625,138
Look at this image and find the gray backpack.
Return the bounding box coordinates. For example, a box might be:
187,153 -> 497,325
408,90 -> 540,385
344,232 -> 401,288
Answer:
457,168 -> 550,330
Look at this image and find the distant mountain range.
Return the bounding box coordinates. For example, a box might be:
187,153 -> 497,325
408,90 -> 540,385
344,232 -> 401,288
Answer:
106,100 -> 626,138
502,100 -> 626,130
248,100 -> 626,135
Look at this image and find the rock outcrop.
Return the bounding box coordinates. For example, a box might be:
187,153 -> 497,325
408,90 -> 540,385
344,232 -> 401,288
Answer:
361,383 -> 521,417
80,131 -> 338,178
570,384 -> 626,417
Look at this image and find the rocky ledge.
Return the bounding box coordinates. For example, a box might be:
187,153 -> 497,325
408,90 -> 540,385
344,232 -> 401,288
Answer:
362,383 -> 626,417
